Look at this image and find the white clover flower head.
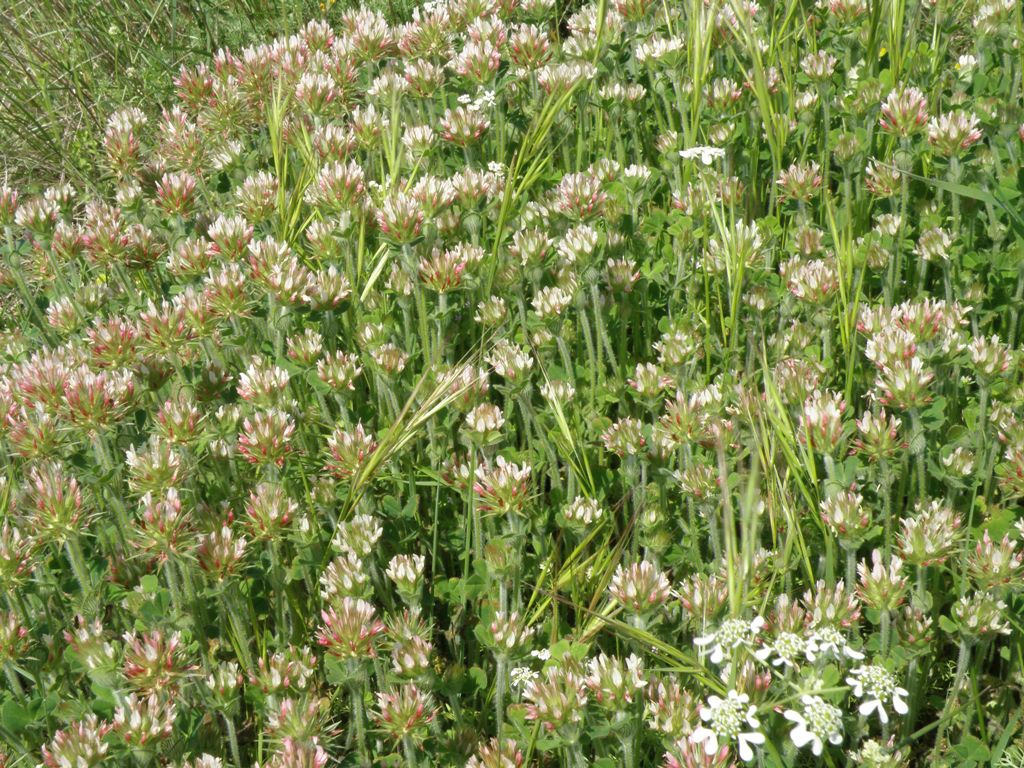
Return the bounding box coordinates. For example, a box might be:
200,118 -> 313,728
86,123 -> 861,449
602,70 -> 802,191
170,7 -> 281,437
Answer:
807,626 -> 864,662
679,146 -> 726,165
694,616 -> 765,665
846,665 -> 908,724
690,689 -> 765,762
784,695 -> 843,756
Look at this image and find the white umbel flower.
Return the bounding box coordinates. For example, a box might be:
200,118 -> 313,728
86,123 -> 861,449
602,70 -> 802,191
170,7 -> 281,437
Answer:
694,616 -> 765,665
783,695 -> 843,756
846,665 -> 909,724
679,146 -> 726,165
689,689 -> 765,762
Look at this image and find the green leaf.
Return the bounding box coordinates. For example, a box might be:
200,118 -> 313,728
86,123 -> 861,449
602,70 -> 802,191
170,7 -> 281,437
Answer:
953,735 -> 990,763
0,699 -> 35,733
468,666 -> 487,692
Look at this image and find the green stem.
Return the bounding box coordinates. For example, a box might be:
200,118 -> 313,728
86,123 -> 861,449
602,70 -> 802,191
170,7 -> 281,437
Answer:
495,654 -> 507,740
403,734 -> 418,768
880,609 -> 891,658
909,409 -> 927,499
716,441 -> 740,615
932,639 -> 972,758
880,459 -> 894,563
350,680 -> 370,767
224,714 -> 242,768
65,536 -> 91,595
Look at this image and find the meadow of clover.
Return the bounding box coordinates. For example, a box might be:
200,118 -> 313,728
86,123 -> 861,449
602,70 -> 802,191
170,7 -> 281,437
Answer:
2,0 -> 1024,765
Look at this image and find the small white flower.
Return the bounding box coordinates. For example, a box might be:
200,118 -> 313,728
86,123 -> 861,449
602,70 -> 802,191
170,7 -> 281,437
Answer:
679,146 -> 726,166
689,689 -> 765,762
694,616 -> 765,665
807,626 -> 865,662
509,666 -> 538,689
474,89 -> 497,109
957,54 -> 977,76
784,695 -> 844,756
530,648 -> 551,661
846,665 -> 909,725
754,631 -> 807,668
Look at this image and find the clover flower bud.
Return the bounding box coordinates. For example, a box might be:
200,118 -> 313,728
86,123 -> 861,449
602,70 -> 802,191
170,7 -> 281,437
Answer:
898,499 -> 961,566
967,530 -> 1024,591
927,111 -> 982,156
857,550 -> 908,611
466,738 -> 525,768
483,611 -> 535,656
800,389 -> 846,453
375,684 -> 436,742
386,554 -> 425,604
41,715 -> 111,768
952,591 -> 1012,641
123,630 -> 192,692
610,561 -> 671,617
878,86 -> 928,136
523,659 -> 588,734
316,597 -> 386,659
820,489 -> 871,547
585,653 -> 646,710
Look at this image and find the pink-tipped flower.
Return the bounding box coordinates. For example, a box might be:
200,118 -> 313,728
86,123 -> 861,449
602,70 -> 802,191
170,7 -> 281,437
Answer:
0,611 -> 29,664
113,693 -> 176,747
966,530 -> 1023,592
237,409 -> 295,467
482,611 -> 535,656
41,714 -> 111,768
819,489 -> 871,547
374,684 -> 436,742
898,499 -> 961,566
878,86 -> 929,137
473,456 -> 532,514
857,550 -> 908,612
799,389 -> 846,453
802,580 -> 861,630
316,597 -> 386,659
467,738 -> 525,768
776,161 -> 822,203
135,488 -> 191,560
523,661 -> 588,734
23,460 -> 86,543
585,653 -> 646,711
324,421 -> 377,480
440,105 -> 491,146
376,191 -> 424,244
0,186 -> 18,225
244,482 -> 296,539
197,525 -> 247,581
610,561 -> 671,616
927,111 -> 983,156
207,214 -> 254,261
155,171 -> 198,216
122,630 -> 193,692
